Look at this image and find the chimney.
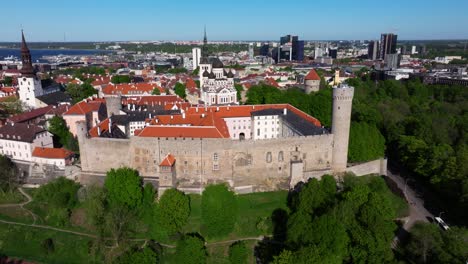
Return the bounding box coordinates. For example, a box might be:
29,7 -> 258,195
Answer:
196,107 -> 199,113
283,108 -> 287,115
149,113 -> 152,119
171,115 -> 174,120
182,112 -> 186,119
216,106 -> 219,112
108,117 -> 112,134
227,106 -> 230,111
201,113 -> 205,118
97,125 -> 101,136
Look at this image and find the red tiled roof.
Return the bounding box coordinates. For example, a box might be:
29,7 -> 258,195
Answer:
122,95 -> 183,106
32,147 -> 74,159
137,126 -> 228,138
89,118 -> 109,137
305,69 -> 320,80
64,98 -> 105,116
159,153 -> 175,166
9,105 -> 53,123
102,83 -> 163,96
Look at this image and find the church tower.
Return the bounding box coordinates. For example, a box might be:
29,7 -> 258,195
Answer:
199,26 -> 211,88
18,30 -> 43,109
331,83 -> 354,173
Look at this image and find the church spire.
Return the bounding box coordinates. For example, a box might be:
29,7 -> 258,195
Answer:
200,26 -> 209,63
19,30 -> 35,77
203,25 -> 207,45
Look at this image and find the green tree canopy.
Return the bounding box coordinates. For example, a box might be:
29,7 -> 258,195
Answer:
111,75 -> 131,84
156,188 -> 190,234
117,247 -> 159,264
201,184 -> 238,238
0,155 -> 18,192
174,235 -> 207,264
48,116 -> 78,152
174,82 -> 187,99
104,168 -> 143,209
228,241 -> 248,264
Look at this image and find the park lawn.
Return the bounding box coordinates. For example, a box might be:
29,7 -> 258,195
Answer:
0,223 -> 95,264
183,191 -> 289,241
0,207 -> 34,223
206,240 -> 257,264
0,189 -> 25,204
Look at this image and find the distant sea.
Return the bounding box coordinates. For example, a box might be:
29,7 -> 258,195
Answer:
0,48 -> 112,63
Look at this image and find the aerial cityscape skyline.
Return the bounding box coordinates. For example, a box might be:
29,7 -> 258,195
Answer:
2,0 -> 468,41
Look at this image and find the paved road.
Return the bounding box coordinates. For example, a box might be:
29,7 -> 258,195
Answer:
388,170 -> 433,229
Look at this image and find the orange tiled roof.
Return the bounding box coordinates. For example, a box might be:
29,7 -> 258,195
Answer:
159,153 -> 175,166
305,69 -> 320,80
32,147 -> 74,159
122,95 -> 184,106
64,98 -> 105,116
102,83 -> 163,95
137,126 -> 229,138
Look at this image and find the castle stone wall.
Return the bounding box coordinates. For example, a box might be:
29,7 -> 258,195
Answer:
79,133 -> 334,191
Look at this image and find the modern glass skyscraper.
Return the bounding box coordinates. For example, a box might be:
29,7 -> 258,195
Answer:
379,33 -> 397,60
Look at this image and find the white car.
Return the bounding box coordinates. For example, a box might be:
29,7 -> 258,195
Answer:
434,217 -> 450,231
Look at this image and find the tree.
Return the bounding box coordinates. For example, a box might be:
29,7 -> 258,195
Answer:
105,204 -> 136,246
65,83 -> 97,104
0,97 -> 25,116
156,188 -> 190,234
104,168 -> 143,209
83,185 -> 107,233
348,122 -> 386,162
111,75 -> 131,84
406,222 -> 443,263
0,155 -> 18,192
35,177 -> 80,209
48,116 -> 78,152
2,76 -> 13,86
174,235 -> 207,264
117,247 -> 159,264
271,250 -> 294,264
229,241 -> 248,264
41,238 -> 55,255
234,84 -> 243,102
152,87 -> 160,95
174,82 -> 187,99
201,184 -> 238,238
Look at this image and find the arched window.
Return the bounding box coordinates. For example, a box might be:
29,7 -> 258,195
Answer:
278,151 -> 284,162
213,153 -> 218,161
266,152 -> 272,163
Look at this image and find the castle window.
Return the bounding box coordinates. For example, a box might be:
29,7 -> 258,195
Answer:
266,152 -> 272,163
278,151 -> 284,162
213,164 -> 219,171
213,153 -> 218,161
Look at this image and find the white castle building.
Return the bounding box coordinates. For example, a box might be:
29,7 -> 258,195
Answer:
198,29 -> 238,106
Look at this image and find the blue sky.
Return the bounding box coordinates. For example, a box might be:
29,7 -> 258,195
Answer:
2,0 -> 468,41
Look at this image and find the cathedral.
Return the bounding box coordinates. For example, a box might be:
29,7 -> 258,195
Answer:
18,31 -> 60,109
198,29 -> 238,106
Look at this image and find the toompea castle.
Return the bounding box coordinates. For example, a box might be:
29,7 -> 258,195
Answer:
6,30 -> 386,193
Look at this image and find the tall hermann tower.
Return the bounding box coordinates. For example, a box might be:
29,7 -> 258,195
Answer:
18,30 -> 43,109
331,83 -> 354,173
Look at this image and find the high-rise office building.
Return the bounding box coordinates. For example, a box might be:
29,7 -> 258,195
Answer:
328,48 -> 338,59
277,35 -> 304,62
384,53 -> 400,69
259,43 -> 270,56
379,33 -> 397,60
248,43 -> 254,60
368,41 -> 379,60
192,47 -> 201,69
